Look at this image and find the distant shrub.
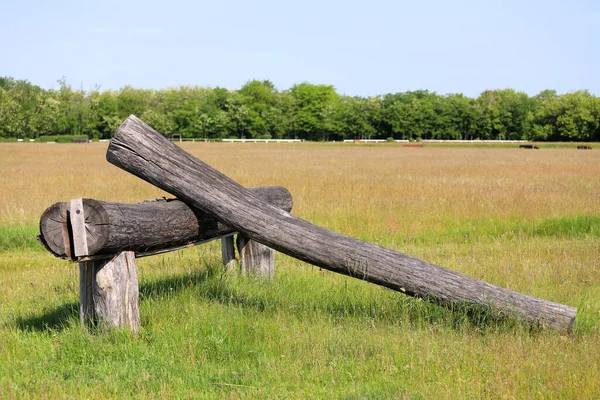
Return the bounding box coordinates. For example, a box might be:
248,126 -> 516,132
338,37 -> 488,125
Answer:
386,137 -> 394,142
38,135 -> 59,142
39,135 -> 89,143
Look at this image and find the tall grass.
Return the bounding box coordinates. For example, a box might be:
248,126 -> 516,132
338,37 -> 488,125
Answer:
0,225 -> 42,251
0,143 -> 599,398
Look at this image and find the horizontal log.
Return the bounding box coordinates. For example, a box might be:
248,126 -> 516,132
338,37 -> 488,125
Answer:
39,186 -> 292,260
106,115 -> 577,332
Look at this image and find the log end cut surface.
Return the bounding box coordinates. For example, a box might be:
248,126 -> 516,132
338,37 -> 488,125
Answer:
39,202 -> 70,258
39,199 -> 110,259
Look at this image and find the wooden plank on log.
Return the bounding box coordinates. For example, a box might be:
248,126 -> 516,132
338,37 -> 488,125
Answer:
79,251 -> 140,332
237,234 -> 274,278
221,235 -> 237,271
106,115 -> 577,332
70,198 -> 89,257
39,186 -> 293,260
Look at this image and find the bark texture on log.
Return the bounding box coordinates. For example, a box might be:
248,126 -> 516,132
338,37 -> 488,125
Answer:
79,251 -> 140,332
39,186 -> 292,260
106,115 -> 577,332
237,234 -> 274,278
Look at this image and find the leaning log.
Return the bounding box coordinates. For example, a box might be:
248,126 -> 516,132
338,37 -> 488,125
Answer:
106,115 -> 577,332
39,186 -> 293,260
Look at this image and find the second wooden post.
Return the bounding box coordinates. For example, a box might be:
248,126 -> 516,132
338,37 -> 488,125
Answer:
236,234 -> 274,279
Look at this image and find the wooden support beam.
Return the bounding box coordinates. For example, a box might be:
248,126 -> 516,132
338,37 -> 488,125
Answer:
105,115 -> 577,332
236,234 -> 274,279
79,251 -> 140,332
221,235 -> 237,271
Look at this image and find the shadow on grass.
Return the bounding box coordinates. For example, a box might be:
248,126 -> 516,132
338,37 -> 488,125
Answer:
14,264 -> 539,335
138,266 -> 535,334
442,301 -> 543,334
15,302 -> 79,332
12,267 -> 220,334
139,267 -> 273,312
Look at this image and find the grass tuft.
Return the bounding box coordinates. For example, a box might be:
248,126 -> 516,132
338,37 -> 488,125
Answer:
0,225 -> 44,252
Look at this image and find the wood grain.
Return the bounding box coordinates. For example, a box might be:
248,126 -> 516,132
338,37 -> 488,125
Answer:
237,234 -> 274,278
79,251 -> 140,332
40,186 -> 292,260
69,198 -> 88,257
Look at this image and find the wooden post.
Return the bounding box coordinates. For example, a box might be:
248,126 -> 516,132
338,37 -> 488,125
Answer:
79,252 -> 140,333
70,199 -> 140,332
221,235 -> 237,271
236,234 -> 274,279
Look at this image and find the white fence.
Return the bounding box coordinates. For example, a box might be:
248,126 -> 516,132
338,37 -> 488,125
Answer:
343,139 -> 529,144
222,139 -> 303,143
12,138 -> 531,144
343,139 -> 409,143
167,138 -> 211,143
422,139 -> 528,143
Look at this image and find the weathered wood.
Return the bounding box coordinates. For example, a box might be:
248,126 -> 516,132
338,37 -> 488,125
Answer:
221,235 -> 237,271
79,261 -> 94,326
106,115 -> 577,332
69,198 -> 88,257
39,186 -> 293,260
39,202 -> 72,259
236,234 -> 274,278
79,251 -> 140,332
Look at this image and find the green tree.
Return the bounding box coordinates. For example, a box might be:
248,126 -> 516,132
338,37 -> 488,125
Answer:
290,83 -> 339,141
96,90 -> 121,138
0,87 -> 20,138
337,96 -> 381,140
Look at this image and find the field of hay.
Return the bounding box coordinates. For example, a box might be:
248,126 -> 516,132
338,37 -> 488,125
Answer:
1,142 -> 599,398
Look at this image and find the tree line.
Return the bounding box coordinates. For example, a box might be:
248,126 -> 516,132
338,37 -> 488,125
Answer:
1,76 -> 599,142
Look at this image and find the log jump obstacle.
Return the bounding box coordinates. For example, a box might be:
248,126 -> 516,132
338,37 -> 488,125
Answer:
39,187 -> 293,332
39,115 -> 577,333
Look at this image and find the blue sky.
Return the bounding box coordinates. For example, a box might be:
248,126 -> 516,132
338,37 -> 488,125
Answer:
1,0 -> 598,97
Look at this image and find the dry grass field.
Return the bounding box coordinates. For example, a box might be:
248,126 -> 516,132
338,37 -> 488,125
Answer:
1,142 -> 599,398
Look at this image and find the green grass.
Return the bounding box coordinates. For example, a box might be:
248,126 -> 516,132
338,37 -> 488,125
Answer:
1,143 -> 599,398
413,215 -> 600,245
1,233 -> 599,398
0,225 -> 44,252
4,215 -> 597,253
